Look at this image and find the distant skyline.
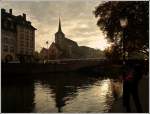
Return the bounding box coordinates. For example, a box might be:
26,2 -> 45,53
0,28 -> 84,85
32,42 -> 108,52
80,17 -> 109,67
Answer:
1,0 -> 111,52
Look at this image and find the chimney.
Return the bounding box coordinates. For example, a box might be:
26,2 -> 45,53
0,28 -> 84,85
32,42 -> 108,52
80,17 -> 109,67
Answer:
23,13 -> 26,20
9,9 -> 12,14
1,8 -> 6,13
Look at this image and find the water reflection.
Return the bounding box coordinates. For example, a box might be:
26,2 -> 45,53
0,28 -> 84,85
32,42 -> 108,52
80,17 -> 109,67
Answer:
2,77 -> 35,112
111,79 -> 123,100
2,72 -> 123,113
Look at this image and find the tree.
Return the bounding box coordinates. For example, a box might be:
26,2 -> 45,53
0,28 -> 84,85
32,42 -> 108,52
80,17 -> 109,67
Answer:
104,44 -> 122,61
94,1 -> 149,58
33,51 -> 40,63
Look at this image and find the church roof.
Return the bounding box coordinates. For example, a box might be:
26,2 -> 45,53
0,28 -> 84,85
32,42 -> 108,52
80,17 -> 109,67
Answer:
55,17 -> 65,36
58,17 -> 62,32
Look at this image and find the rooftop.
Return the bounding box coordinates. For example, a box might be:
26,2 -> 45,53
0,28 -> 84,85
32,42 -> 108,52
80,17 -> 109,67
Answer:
1,8 -> 36,30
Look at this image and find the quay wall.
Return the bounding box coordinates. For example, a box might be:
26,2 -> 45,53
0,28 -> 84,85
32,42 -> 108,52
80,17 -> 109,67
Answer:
2,60 -> 105,74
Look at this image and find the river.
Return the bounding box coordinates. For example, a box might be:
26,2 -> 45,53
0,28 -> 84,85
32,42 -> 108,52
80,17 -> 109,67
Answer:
2,72 -> 123,113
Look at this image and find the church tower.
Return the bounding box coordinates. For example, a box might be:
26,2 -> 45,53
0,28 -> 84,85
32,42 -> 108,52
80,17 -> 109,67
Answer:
55,18 -> 65,44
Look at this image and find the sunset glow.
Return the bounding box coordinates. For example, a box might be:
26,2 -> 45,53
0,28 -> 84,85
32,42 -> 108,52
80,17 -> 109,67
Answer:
1,0 -> 110,52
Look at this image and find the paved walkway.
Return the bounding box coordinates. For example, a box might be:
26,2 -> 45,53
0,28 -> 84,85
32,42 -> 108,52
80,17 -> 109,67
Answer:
110,76 -> 149,113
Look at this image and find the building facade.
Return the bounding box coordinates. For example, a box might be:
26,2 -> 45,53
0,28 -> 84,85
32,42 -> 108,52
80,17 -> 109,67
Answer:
54,18 -> 79,58
1,9 -> 36,62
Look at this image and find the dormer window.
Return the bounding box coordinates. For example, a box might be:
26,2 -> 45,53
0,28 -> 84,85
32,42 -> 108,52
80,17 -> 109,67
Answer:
7,17 -> 12,21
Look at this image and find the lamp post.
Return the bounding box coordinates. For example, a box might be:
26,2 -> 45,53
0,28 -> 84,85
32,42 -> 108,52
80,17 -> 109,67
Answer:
46,41 -> 49,63
120,17 -> 128,65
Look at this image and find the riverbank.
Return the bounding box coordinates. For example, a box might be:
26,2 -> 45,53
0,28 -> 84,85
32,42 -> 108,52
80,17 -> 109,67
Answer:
2,59 -> 147,75
2,60 -> 102,74
110,76 -> 149,113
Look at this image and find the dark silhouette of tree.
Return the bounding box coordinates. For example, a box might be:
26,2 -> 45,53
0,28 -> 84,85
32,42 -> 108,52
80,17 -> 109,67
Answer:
94,1 -> 149,57
104,44 -> 122,61
33,51 -> 40,62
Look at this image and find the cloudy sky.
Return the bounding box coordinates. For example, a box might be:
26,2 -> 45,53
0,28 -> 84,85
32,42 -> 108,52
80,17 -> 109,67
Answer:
1,0 -> 110,52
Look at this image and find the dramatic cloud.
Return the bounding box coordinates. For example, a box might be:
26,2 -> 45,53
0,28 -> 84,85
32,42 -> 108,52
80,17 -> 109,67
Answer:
1,0 -> 110,52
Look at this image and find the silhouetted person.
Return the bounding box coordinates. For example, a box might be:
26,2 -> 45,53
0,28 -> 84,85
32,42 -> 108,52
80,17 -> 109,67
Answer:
123,62 -> 143,112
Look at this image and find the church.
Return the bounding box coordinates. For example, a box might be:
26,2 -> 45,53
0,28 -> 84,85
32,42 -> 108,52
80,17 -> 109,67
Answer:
40,18 -> 104,60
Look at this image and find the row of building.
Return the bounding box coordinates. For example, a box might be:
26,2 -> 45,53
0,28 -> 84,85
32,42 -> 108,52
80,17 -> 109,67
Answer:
1,8 -> 36,62
1,8 -> 104,63
40,18 -> 104,60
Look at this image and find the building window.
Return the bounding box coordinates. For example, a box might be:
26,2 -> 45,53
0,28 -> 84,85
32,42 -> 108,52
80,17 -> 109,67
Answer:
27,42 -> 29,47
30,40 -> 33,47
10,23 -> 14,29
20,49 -> 24,54
9,39 -> 14,44
25,51 -> 28,55
4,21 -> 7,28
3,45 -> 8,52
31,37 -> 34,42
30,43 -> 33,48
26,37 -> 29,41
7,17 -> 12,21
20,43 -> 24,47
28,50 -> 32,55
10,47 -> 14,52
20,41 -> 24,47
4,37 -> 9,44
20,33 -> 24,37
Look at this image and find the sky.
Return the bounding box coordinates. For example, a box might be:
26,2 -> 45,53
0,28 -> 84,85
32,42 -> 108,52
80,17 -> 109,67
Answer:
1,0 -> 111,52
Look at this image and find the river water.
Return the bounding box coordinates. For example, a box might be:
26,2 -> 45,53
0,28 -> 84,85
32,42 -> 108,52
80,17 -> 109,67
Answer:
2,72 -> 123,113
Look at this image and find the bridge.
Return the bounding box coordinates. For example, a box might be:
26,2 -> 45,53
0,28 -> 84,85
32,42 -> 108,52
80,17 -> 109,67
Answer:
3,58 -> 109,74
43,58 -> 107,64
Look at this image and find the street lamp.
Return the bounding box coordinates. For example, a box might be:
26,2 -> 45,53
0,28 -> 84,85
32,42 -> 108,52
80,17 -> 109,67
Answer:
46,41 -> 49,49
120,17 -> 128,65
46,41 -> 49,63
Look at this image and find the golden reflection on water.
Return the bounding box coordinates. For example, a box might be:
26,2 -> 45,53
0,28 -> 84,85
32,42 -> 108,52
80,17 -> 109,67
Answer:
33,82 -> 57,112
111,79 -> 123,100
33,78 -> 123,112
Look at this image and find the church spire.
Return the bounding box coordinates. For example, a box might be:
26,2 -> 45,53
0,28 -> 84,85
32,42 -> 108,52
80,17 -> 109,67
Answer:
58,17 -> 62,32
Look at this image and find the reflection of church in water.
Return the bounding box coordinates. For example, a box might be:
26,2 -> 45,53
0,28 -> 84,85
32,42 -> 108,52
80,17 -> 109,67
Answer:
40,18 -> 104,60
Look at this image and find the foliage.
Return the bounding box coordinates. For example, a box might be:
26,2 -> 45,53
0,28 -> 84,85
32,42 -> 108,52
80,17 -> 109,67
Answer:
33,51 -> 40,62
94,1 -> 149,55
104,44 -> 122,60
